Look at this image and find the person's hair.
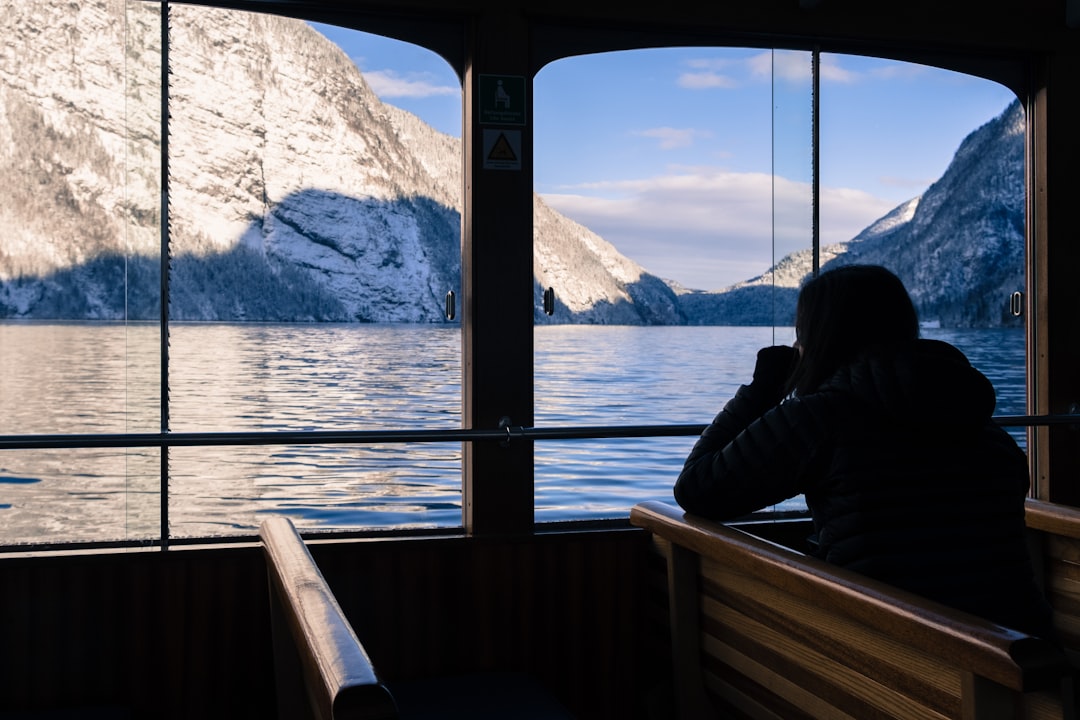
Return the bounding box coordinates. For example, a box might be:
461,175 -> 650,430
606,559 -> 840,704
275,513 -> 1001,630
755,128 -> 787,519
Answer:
788,264 -> 919,396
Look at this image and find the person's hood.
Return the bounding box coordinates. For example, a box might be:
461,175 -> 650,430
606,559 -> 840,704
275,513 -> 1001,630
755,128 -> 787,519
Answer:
818,339 -> 997,425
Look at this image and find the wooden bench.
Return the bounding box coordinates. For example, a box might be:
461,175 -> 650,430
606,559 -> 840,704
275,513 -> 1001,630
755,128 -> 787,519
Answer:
261,516 -> 399,720
1026,499 -> 1080,661
259,516 -> 574,720
630,500 -> 1075,720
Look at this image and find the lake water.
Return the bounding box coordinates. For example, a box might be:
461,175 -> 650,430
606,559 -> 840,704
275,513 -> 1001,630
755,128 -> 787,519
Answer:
0,322 -> 1026,545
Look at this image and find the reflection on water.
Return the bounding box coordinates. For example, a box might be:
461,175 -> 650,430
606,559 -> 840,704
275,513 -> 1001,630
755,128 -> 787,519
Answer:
0,322 -> 1026,544
0,322 -> 161,435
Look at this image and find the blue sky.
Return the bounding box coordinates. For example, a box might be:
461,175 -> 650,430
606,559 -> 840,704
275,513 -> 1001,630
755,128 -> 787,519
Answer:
311,23 -> 1019,290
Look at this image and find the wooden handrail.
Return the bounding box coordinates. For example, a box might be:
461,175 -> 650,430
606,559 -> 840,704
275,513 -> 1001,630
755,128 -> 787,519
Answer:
260,516 -> 398,720
630,501 -> 1071,694
1026,498 -> 1080,539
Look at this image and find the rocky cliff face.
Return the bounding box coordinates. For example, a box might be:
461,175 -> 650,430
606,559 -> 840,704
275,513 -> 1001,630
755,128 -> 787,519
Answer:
0,1 -> 1024,327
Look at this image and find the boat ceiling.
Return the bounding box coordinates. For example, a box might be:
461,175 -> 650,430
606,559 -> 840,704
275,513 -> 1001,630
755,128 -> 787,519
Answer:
167,0 -> 1074,94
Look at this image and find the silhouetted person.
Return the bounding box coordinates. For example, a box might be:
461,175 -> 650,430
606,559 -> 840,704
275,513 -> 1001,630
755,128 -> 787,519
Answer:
675,264 -> 1055,639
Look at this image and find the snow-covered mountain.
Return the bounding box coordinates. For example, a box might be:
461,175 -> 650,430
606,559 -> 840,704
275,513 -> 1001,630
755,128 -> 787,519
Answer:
682,101 -> 1025,328
0,2 -> 1024,327
834,99 -> 1026,327
0,2 -> 681,324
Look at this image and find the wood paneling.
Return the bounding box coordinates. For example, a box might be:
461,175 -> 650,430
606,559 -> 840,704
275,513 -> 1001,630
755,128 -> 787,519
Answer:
0,527 -> 658,720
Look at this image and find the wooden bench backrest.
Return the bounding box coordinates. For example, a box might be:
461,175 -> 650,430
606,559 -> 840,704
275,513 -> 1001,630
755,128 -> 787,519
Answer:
1027,499 -> 1080,656
260,516 -> 398,720
630,501 -> 1072,720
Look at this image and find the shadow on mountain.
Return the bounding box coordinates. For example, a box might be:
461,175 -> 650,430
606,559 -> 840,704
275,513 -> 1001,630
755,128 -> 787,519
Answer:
532,273 -> 689,325
0,254 -> 162,320
0,244 -> 349,322
6,184 -> 757,325
0,189 -> 462,322
170,244 -> 351,321
677,285 -> 799,327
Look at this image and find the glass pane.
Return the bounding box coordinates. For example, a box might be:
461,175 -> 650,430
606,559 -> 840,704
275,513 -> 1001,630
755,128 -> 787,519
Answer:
533,48 -> 1025,522
769,49 -> 814,327
817,54 -> 1025,445
533,47 -> 812,521
0,1 -> 163,546
168,440 -> 462,536
164,8 -> 463,537
167,325 -> 462,536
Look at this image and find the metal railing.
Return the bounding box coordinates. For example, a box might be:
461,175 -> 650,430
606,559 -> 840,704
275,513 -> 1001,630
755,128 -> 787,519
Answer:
0,414 -> 1075,451
0,414 -> 1075,553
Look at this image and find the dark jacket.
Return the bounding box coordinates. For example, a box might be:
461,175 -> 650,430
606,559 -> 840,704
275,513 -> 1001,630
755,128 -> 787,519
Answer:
674,339 -> 1054,639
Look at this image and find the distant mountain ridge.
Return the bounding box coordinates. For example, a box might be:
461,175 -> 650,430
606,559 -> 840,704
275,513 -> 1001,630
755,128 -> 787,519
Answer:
0,1 -> 1024,327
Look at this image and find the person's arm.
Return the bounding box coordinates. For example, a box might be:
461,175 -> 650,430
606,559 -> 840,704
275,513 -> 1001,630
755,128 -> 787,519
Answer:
675,346 -> 813,519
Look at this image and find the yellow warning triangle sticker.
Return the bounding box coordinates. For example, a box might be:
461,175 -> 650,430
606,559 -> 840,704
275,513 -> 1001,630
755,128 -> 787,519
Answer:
488,133 -> 518,161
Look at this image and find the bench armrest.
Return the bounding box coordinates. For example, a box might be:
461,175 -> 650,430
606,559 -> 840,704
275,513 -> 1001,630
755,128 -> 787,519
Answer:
630,501 -> 1070,693
260,516 -> 398,720
1027,498 -> 1080,539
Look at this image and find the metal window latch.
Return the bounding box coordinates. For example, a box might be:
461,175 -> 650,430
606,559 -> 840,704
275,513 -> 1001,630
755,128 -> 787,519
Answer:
445,290 -> 456,321
1010,291 -> 1023,317
543,287 -> 555,316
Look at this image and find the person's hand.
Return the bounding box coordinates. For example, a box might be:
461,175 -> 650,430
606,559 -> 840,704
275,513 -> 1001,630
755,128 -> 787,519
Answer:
751,345 -> 799,398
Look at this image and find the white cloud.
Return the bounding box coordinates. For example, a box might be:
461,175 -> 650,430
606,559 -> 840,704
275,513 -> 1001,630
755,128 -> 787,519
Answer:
681,52 -> 887,90
363,69 -> 458,99
746,50 -> 812,83
542,170 -> 897,290
677,71 -> 738,89
632,127 -> 711,150
820,55 -> 859,83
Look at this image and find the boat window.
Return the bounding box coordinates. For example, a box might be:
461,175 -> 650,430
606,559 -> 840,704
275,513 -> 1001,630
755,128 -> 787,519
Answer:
163,9 -> 463,539
0,2 -> 464,546
0,0 -> 164,545
816,53 -> 1027,450
532,47 -> 1024,522
0,2 -> 1026,547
